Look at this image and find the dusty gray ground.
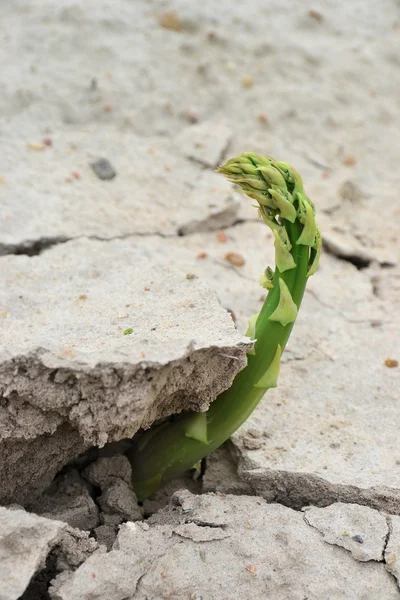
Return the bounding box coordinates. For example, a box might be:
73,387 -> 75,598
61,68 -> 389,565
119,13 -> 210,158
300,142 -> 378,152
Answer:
1,0 -> 400,598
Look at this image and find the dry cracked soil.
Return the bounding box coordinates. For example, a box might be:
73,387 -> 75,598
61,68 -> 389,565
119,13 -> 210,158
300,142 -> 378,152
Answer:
0,0 -> 399,598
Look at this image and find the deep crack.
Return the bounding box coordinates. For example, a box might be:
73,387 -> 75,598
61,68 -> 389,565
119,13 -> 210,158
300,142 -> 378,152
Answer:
382,516 -> 392,562
0,217 -> 260,257
322,238 -> 372,269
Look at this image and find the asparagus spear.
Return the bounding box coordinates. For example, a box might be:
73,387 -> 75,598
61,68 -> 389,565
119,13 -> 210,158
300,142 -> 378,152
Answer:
128,153 -> 321,501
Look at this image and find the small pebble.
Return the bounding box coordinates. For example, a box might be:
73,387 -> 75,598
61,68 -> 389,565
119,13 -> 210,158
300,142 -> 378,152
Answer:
385,358 -> 398,368
159,11 -> 182,32
352,534 -> 364,544
186,273 -> 197,280
245,564 -> 257,575
343,155 -> 357,166
196,251 -> 208,259
225,251 -> 245,267
216,231 -> 227,243
308,9 -> 323,22
43,137 -> 53,147
258,113 -> 268,124
91,158 -> 117,181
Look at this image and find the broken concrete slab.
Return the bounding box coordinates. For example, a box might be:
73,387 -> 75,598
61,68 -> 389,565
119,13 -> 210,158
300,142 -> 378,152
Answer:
50,491 -> 399,600
0,237 -> 251,504
304,503 -> 389,562
302,503 -> 400,590
0,128 -> 238,255
20,223 -> 396,515
0,506 -> 66,600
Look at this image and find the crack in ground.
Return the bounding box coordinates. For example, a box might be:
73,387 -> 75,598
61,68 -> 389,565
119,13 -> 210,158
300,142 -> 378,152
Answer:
382,516 -> 392,562
302,511 -> 400,591
0,217 -> 260,258
322,237 -> 372,269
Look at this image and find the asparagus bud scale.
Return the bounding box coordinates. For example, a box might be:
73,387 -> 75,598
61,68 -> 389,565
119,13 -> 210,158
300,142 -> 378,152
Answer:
128,153 -> 321,500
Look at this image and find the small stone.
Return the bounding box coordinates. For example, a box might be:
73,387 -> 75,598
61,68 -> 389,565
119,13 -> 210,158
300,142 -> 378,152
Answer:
90,158 -> 117,180
186,273 -> 197,279
225,251 -> 245,267
245,564 -> 257,574
352,534 -> 364,544
216,231 -> 227,243
385,358 -> 398,368
308,10 -> 323,22
343,155 -> 357,166
159,11 -> 182,32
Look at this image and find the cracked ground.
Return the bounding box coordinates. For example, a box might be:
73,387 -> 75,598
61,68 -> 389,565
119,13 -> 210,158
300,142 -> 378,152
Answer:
1,0 -> 400,598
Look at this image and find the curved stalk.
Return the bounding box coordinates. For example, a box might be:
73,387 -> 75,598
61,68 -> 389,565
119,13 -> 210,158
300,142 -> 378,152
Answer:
128,153 -> 322,501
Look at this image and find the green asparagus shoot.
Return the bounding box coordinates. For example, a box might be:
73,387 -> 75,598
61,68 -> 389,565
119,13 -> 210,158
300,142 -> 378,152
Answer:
128,153 -> 321,501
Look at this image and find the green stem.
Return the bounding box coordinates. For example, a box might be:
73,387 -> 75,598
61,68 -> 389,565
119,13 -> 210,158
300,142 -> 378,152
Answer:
128,154 -> 321,501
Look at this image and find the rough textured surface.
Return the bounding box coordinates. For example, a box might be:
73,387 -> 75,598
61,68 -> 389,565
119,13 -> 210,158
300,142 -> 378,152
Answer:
98,480 -> 142,522
54,527 -> 100,570
0,507 -> 66,600
304,503 -> 389,562
29,470 -> 100,531
202,443 -> 252,495
0,129 -> 238,254
83,455 -> 133,487
0,238 -> 250,504
1,0 -> 399,263
50,492 -> 400,600
385,515 -> 400,585
1,0 -> 400,596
